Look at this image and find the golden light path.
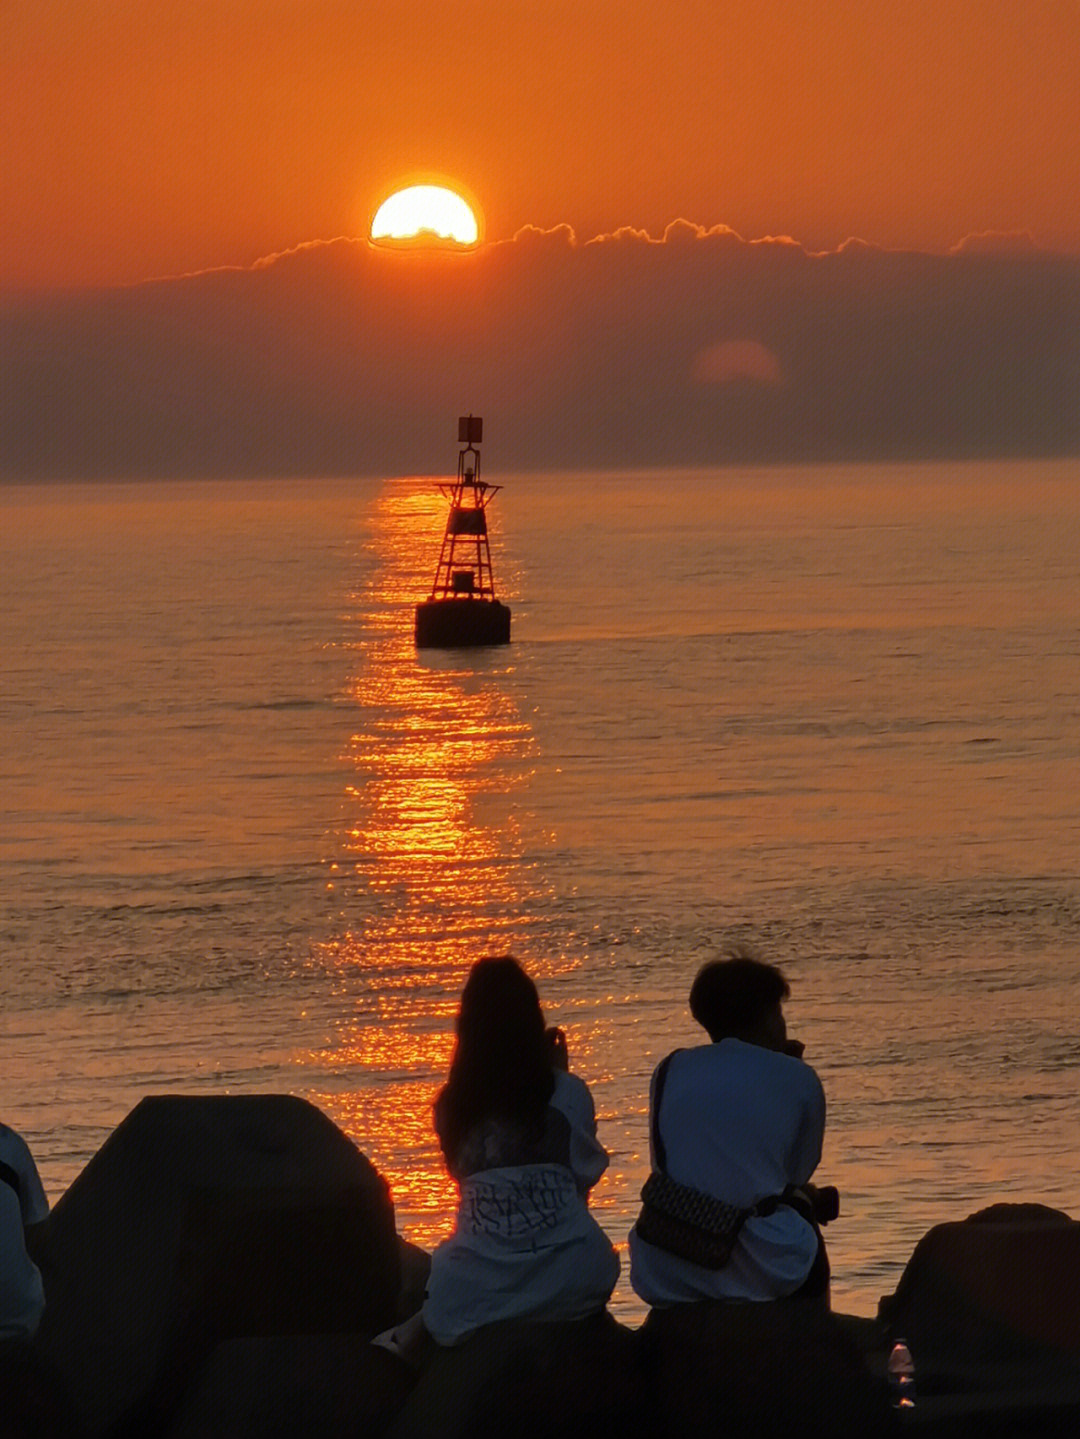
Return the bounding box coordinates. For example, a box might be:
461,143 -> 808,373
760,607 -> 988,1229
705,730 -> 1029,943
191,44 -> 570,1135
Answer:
300,479 -> 570,1248
370,185 -> 479,245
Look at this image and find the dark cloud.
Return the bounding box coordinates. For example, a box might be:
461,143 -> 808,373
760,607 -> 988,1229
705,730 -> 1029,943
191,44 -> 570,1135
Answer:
2,226 -> 1077,477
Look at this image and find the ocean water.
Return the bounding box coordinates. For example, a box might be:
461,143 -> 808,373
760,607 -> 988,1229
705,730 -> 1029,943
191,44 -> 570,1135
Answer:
2,459 -> 1079,1322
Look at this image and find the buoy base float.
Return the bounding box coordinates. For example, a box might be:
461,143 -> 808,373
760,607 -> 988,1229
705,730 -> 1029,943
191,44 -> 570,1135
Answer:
414,415 -> 511,649
415,597 -> 512,649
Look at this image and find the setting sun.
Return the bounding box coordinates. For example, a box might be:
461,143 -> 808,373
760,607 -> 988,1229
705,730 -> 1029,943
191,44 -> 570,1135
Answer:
370,185 -> 480,247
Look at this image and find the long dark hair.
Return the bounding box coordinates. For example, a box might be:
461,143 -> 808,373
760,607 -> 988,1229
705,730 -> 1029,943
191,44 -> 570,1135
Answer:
434,956 -> 555,1167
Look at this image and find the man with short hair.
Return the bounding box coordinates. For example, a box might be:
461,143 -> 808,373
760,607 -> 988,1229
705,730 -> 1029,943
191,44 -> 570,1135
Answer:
629,954 -> 829,1305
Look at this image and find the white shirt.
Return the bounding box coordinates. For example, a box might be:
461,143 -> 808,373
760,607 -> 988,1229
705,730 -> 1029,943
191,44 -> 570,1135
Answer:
629,1039 -> 826,1304
423,1070 -> 619,1344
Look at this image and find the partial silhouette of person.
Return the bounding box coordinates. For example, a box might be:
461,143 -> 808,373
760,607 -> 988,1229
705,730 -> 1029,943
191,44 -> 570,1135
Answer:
0,1124 -> 49,1236
0,1123 -> 47,1339
630,952 -> 832,1306
410,956 -> 619,1349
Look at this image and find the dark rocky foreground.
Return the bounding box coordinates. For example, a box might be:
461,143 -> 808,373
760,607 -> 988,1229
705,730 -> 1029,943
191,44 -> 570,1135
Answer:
7,1096 -> 1080,1437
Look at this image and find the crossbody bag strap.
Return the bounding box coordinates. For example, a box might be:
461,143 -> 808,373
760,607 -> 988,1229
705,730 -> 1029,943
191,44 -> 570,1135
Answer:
649,1054 -> 793,1221
649,1050 -> 681,1174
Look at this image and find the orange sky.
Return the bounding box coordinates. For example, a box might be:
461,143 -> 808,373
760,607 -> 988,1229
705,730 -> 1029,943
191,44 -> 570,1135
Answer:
3,1 -> 1080,291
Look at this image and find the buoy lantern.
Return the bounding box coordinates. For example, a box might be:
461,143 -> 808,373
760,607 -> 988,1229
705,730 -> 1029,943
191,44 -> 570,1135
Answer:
414,417 -> 512,648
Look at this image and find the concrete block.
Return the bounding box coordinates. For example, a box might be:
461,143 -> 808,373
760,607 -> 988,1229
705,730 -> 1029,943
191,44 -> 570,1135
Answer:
163,1334 -> 414,1439
639,1298 -> 895,1439
878,1208 -> 1080,1377
34,1095 -> 399,1438
385,1311 -> 647,1439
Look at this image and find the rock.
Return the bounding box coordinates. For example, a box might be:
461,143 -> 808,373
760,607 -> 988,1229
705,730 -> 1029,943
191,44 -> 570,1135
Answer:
964,1202 -> 1073,1228
384,1310 -> 648,1439
877,1207 -> 1080,1431
395,1240 -> 431,1323
34,1095 -> 400,1438
878,1207 -> 1080,1372
0,1338 -> 74,1438
638,1298 -> 895,1439
162,1334 -> 414,1439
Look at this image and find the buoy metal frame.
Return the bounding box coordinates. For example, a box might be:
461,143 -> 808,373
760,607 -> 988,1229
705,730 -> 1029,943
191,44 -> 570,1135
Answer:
428,415 -> 499,602
414,415 -> 512,648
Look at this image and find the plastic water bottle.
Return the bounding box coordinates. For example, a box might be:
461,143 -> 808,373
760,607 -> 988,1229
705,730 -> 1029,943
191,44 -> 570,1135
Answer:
887,1339 -> 916,1409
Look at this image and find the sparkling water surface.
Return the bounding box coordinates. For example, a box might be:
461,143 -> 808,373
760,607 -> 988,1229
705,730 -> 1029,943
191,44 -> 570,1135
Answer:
2,460 -> 1079,1321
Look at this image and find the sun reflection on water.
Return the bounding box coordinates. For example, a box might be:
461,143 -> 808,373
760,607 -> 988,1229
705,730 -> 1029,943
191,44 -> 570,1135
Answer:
301,478 -> 573,1246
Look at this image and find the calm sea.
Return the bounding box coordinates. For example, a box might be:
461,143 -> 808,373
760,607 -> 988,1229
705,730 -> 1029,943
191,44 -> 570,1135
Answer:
2,460 -> 1078,1322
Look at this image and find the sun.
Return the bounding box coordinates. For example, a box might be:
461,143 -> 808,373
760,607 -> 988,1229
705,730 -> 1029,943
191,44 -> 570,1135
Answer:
370,185 -> 480,247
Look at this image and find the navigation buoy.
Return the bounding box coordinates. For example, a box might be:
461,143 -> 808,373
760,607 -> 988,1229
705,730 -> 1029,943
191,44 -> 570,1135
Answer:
414,416 -> 512,648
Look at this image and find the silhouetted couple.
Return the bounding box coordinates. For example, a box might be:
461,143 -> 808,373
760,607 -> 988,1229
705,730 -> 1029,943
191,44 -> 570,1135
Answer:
387,948 -> 831,1360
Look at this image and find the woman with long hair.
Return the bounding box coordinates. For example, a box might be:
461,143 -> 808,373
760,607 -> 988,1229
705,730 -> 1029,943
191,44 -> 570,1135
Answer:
421,956 -> 619,1346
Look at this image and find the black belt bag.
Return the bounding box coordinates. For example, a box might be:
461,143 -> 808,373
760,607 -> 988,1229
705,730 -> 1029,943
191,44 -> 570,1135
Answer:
632,1051 -> 789,1269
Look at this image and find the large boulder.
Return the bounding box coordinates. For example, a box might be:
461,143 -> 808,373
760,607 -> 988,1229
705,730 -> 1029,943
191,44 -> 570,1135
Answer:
163,1335 -> 413,1439
638,1297 -> 895,1439
879,1204 -> 1080,1367
0,1338 -> 73,1439
33,1095 -> 400,1438
395,1239 -> 431,1323
384,1311 -> 647,1439
877,1205 -> 1080,1433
